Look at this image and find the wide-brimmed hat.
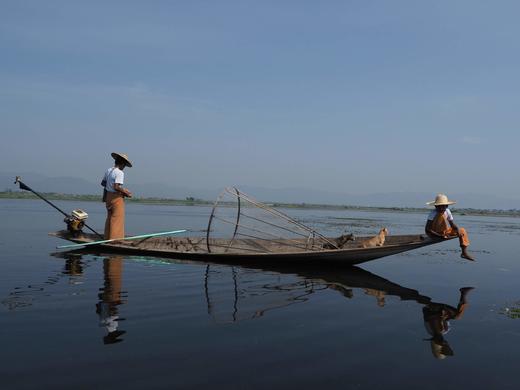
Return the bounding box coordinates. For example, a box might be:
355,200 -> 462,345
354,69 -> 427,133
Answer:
429,338 -> 454,360
426,193 -> 456,206
111,152 -> 132,167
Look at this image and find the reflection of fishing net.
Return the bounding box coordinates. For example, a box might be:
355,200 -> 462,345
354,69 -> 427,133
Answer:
204,265 -> 322,323
206,187 -> 337,254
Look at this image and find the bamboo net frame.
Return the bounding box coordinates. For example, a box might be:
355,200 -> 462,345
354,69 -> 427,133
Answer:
206,187 -> 338,254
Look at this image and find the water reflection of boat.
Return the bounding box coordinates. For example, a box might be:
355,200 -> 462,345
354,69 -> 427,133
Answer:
202,262 -> 434,323
270,264 -> 434,304
201,261 -> 473,359
9,251 -> 472,357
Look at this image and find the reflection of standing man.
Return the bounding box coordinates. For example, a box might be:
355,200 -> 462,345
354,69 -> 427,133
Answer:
101,152 -> 133,240
423,287 -> 474,359
96,256 -> 126,344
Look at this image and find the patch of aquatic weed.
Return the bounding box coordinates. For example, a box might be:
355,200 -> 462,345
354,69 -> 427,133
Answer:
500,302 -> 520,319
479,223 -> 520,234
323,221 -> 384,230
318,218 -> 389,231
295,218 -> 389,236
327,217 -> 381,222
298,216 -> 382,226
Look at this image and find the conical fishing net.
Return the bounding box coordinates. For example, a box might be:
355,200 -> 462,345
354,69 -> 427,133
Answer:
205,187 -> 338,254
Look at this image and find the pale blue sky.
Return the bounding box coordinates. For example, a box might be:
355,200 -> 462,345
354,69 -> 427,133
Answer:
1,1 -> 518,197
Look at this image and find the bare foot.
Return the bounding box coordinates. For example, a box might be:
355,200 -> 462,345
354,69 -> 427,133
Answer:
461,251 -> 475,261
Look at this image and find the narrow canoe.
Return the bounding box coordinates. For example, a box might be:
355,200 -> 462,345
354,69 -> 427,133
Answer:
50,230 -> 450,266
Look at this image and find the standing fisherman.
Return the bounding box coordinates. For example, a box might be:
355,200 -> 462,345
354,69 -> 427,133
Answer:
101,152 -> 133,239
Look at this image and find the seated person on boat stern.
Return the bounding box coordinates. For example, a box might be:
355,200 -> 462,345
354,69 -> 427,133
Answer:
101,152 -> 133,240
424,193 -> 474,261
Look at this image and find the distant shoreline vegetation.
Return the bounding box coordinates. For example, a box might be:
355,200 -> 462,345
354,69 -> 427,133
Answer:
1,190 -> 519,218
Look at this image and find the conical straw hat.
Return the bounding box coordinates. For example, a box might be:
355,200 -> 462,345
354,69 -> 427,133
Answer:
111,152 -> 132,167
426,193 -> 456,206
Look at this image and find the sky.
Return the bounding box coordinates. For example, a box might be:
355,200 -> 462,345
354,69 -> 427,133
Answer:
1,1 -> 519,198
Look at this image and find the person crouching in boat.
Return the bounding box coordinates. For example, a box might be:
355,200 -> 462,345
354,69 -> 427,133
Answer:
102,152 -> 133,239
425,193 -> 474,261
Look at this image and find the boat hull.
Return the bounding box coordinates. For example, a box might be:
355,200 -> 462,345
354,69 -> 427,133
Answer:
50,231 -> 448,266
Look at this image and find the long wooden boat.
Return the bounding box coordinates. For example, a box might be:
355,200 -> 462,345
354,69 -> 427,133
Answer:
50,230 -> 450,266
13,176 -> 449,266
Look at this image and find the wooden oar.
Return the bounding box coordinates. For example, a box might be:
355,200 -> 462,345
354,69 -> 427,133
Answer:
56,229 -> 187,249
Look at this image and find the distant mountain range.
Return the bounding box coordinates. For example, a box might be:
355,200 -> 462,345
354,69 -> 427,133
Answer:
2,172 -> 519,210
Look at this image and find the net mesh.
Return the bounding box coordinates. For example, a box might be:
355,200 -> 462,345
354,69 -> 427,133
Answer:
205,187 -> 338,254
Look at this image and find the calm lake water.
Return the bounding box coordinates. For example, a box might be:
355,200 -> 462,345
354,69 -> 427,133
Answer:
1,199 -> 520,389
